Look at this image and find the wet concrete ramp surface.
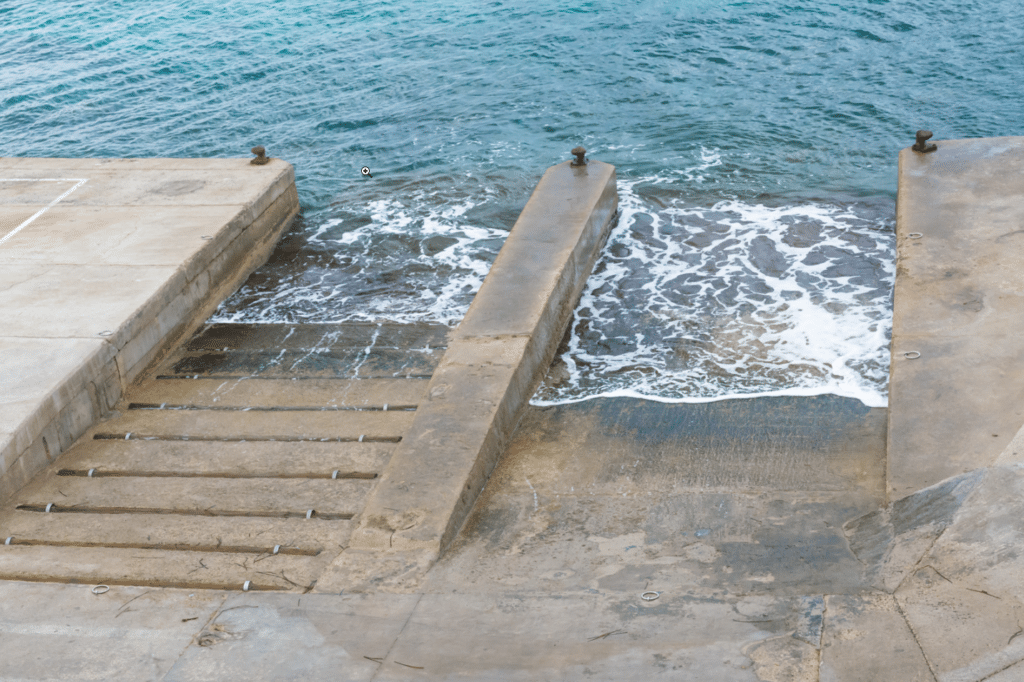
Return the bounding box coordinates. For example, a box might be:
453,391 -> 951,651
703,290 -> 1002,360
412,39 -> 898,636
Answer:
0,322 -> 450,591
430,395 -> 887,597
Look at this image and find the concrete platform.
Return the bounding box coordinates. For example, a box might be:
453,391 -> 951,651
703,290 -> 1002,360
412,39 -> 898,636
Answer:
5,143 -> 1024,680
4,398 -> 1023,681
888,136 -> 1024,498
0,158 -> 299,506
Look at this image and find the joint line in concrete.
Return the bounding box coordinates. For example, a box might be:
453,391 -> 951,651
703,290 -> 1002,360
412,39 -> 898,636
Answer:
893,594 -> 939,682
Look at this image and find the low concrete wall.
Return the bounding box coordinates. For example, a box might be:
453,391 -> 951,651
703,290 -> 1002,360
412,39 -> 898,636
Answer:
0,158 -> 299,505
319,157 -> 617,589
888,136 -> 1024,499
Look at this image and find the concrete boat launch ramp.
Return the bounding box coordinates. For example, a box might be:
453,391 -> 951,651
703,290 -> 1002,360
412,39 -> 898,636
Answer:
2,143 -> 1024,681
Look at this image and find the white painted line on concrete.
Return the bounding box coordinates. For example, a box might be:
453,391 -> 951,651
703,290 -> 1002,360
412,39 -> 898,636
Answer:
0,178 -> 89,246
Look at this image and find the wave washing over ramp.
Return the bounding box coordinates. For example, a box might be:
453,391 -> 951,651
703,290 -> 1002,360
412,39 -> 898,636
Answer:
211,153 -> 895,408
533,162 -> 896,408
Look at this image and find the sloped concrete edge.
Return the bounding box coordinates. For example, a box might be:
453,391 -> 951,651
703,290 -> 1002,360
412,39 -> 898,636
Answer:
316,160 -> 617,592
0,341 -> 119,505
0,162 -> 299,507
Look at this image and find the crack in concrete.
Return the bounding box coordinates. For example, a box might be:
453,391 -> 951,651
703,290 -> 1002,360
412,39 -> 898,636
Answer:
978,654 -> 1024,681
369,592 -> 424,682
894,594 -> 939,682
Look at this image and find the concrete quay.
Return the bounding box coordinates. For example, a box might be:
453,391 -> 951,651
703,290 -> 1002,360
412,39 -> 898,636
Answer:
888,136 -> 1024,498
3,142 -> 1024,681
0,157 -> 299,506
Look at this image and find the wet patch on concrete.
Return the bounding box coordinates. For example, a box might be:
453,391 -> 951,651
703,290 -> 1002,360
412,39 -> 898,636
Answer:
166,347 -> 441,379
432,395 -> 886,599
186,322 -> 451,352
491,395 -> 885,494
164,323 -> 449,379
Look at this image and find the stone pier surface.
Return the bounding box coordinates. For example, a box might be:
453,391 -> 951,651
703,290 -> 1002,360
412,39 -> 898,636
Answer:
0,158 -> 299,506
4,145 -> 1024,681
888,136 -> 1024,499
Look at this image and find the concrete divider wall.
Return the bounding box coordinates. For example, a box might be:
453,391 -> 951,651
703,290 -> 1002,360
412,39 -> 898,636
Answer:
318,158 -> 617,589
0,158 -> 299,505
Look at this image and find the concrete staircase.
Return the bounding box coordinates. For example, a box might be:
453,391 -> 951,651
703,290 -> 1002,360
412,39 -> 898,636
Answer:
0,322 -> 449,592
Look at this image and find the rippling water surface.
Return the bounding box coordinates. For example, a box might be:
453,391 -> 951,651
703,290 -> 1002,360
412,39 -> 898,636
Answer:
4,1 -> 1023,406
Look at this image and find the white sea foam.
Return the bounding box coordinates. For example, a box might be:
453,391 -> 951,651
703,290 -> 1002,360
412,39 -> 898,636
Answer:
532,170 -> 895,408
211,188 -> 507,327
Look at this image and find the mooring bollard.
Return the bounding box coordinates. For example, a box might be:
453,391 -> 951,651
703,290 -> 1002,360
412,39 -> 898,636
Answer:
912,130 -> 937,153
570,146 -> 587,166
250,145 -> 270,165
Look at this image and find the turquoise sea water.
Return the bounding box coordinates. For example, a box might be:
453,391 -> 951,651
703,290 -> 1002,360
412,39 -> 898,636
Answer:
4,1 -> 1023,406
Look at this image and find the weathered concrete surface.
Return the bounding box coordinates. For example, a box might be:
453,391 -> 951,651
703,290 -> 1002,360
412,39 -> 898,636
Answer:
0,324 -> 437,592
842,462 -> 1024,681
889,136 -> 1024,499
0,582 -> 225,682
425,396 -> 886,600
819,594 -> 933,682
0,159 -> 299,506
0,581 -> 828,682
4,382 -> 1024,679
316,159 -> 618,590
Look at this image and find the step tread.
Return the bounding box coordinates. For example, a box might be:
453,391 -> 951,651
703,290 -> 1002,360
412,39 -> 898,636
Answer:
13,476 -> 372,515
158,348 -> 442,379
186,322 -> 452,351
89,409 -> 414,440
0,510 -> 352,555
127,377 -> 428,409
0,544 -> 325,591
51,440 -> 393,476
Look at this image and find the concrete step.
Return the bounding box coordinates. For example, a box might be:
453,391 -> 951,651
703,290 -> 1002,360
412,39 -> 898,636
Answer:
51,440 -> 393,477
12,476 -> 371,517
0,544 -> 320,591
127,377 -> 429,409
0,510 -> 351,556
185,322 -> 451,351
89,409 -> 414,441
1,314 -> 439,590
159,348 -> 442,379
